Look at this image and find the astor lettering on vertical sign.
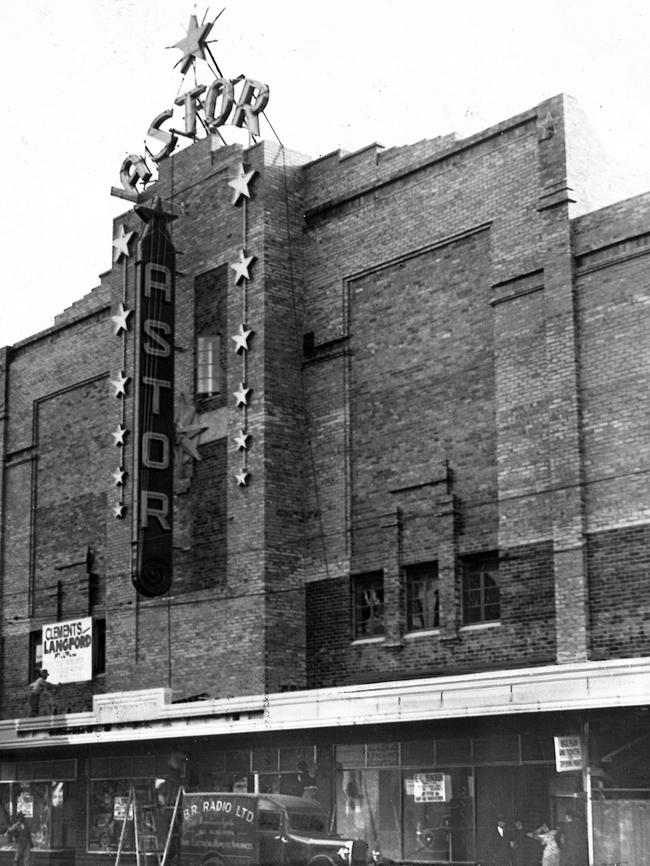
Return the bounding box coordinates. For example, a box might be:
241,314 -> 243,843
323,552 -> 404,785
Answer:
132,197 -> 177,597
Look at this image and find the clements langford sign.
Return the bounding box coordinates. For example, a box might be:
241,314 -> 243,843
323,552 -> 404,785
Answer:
42,617 -> 93,683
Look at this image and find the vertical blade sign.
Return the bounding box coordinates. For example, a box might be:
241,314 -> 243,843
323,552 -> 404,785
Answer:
133,197 -> 176,596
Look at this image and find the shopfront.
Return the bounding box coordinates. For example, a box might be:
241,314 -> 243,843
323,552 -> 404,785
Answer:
0,658 -> 648,865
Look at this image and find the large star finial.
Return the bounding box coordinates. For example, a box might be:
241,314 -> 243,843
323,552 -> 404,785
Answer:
171,13 -> 216,75
134,195 -> 178,225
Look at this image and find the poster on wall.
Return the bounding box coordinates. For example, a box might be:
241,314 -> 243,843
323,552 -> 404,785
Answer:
42,617 -> 93,683
113,797 -> 133,821
554,735 -> 584,772
412,773 -> 451,802
17,794 -> 33,818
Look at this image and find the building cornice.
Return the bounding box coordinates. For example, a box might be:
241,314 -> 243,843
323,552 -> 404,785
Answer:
2,657 -> 648,751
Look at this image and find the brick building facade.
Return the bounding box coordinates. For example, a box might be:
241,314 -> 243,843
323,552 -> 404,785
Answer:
0,93 -> 649,865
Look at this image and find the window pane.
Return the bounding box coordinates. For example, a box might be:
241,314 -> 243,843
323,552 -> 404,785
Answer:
462,555 -> 499,625
353,573 -> 384,638
196,335 -> 221,395
405,563 -> 439,631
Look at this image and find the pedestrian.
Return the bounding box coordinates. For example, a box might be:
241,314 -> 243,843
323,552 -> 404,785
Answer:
558,810 -> 588,866
486,815 -> 515,866
528,822 -> 560,866
6,812 -> 32,866
511,819 -> 533,866
28,669 -> 57,717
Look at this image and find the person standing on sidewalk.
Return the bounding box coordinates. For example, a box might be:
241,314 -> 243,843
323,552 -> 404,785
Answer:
6,812 -> 32,866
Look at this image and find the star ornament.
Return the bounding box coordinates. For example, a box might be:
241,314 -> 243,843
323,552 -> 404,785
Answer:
111,303 -> 132,335
112,424 -> 128,446
112,467 -> 126,486
113,503 -> 126,519
228,164 -> 257,205
231,250 -> 256,284
110,372 -> 129,397
235,468 -> 250,487
112,224 -> 134,262
234,429 -> 250,451
171,13 -> 215,75
234,383 -> 251,407
174,393 -> 208,462
232,324 -> 254,353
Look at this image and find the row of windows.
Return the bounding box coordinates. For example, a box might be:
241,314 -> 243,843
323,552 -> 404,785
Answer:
353,556 -> 499,640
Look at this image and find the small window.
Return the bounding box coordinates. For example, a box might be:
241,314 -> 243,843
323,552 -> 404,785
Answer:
259,811 -> 283,831
29,630 -> 43,682
462,554 -> 500,625
196,335 -> 221,396
353,572 -> 384,639
93,619 -> 106,676
405,562 -> 439,631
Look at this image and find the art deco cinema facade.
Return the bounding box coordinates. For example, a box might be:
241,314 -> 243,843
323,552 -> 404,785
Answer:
0,15 -> 650,866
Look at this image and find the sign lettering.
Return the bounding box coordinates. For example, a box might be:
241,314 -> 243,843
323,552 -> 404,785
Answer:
132,200 -> 176,597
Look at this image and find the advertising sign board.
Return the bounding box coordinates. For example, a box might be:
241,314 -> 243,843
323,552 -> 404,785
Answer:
42,617 -> 93,683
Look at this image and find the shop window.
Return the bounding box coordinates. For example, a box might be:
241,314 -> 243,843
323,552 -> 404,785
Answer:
93,618 -> 106,676
462,555 -> 500,625
352,572 -> 384,639
88,779 -> 154,853
405,562 -> 439,631
196,335 -> 222,396
29,631 -> 43,682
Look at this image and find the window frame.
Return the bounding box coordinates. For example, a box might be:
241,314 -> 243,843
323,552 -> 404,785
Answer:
352,571 -> 385,640
404,562 -> 439,632
196,334 -> 222,397
461,554 -> 500,625
29,630 -> 43,682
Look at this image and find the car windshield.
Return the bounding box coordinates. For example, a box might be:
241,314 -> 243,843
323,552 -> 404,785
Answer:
287,811 -> 327,834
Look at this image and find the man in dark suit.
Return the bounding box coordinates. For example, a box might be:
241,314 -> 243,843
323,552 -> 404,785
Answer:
486,815 -> 514,866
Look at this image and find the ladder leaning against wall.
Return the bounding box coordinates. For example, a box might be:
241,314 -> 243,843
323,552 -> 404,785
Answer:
114,785 -> 184,866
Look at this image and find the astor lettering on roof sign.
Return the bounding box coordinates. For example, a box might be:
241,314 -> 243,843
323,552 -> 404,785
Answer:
113,76 -> 269,202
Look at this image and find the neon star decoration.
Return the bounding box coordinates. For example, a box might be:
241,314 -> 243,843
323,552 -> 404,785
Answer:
232,324 -> 253,353
231,250 -> 256,284
113,503 -> 126,519
234,383 -> 251,407
235,468 -> 250,486
111,302 -> 132,335
112,424 -> 127,446
234,429 -> 250,451
112,224 -> 134,262
175,393 -> 208,462
171,13 -> 216,75
228,164 -> 257,205
112,467 -> 126,486
110,372 -> 129,397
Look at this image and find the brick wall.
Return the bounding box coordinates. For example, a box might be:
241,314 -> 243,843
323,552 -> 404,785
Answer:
306,541 -> 555,688
2,95 -> 650,713
588,524 -> 650,658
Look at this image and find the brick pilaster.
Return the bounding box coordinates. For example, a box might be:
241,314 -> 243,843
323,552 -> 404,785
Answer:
537,97 -> 589,663
438,494 -> 461,642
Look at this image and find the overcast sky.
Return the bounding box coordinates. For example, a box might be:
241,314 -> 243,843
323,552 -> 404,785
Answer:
1,0 -> 650,347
